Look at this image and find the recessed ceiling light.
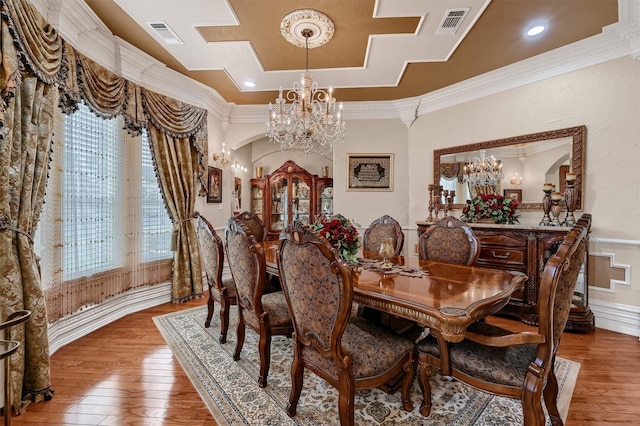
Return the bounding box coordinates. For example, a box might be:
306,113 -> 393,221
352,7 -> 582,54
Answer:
243,80 -> 257,88
526,25 -> 546,37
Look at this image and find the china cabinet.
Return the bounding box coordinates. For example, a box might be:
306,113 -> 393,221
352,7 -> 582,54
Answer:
251,160 -> 332,240
416,220 -> 595,332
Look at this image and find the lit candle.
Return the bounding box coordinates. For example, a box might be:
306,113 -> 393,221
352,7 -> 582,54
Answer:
565,172 -> 577,182
551,191 -> 564,201
543,183 -> 554,191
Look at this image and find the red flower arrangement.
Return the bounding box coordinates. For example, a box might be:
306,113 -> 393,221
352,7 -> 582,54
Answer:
460,194 -> 520,224
312,214 -> 361,264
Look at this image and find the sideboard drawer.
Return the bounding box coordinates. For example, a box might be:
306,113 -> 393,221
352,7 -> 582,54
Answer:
476,233 -> 527,247
477,247 -> 526,268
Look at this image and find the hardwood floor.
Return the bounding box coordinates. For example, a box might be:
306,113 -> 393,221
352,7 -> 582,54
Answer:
11,295 -> 640,425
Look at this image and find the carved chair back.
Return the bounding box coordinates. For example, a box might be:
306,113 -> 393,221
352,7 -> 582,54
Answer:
363,215 -> 405,255
194,211 -> 236,341
418,216 -> 479,265
225,216 -> 292,388
235,211 -> 265,242
277,221 -> 416,425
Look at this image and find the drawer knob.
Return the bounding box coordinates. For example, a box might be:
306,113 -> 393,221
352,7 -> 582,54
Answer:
491,250 -> 510,259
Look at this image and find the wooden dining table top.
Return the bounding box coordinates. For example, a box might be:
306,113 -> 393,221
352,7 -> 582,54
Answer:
261,239 -> 526,342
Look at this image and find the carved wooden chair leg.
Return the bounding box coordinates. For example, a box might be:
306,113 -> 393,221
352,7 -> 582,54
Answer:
204,292 -> 215,328
218,299 -> 229,344
418,353 -> 433,417
233,309 -> 245,361
337,372 -> 356,426
401,356 -> 415,411
286,347 -> 304,417
257,331 -> 272,388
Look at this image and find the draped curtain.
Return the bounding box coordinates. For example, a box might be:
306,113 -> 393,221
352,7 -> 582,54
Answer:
0,0 -> 207,414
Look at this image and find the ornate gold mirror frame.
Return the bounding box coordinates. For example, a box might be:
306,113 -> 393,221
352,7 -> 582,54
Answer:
433,125 -> 586,211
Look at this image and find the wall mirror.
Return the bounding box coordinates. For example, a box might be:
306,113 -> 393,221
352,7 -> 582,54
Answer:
433,125 -> 585,211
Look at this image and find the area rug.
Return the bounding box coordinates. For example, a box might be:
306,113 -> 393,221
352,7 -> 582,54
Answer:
154,305 -> 579,425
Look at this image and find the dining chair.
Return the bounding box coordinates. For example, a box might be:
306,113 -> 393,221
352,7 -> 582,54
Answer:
1,310 -> 31,426
194,212 -> 237,343
417,214 -> 592,425
277,221 -> 416,426
235,211 -> 266,242
363,214 -> 405,255
418,216 -> 479,265
225,216 -> 293,388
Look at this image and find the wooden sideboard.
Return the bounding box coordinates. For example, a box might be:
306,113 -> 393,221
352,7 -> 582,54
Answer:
416,221 -> 595,332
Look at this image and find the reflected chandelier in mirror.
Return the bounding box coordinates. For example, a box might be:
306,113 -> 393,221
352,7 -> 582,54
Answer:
433,125 -> 586,211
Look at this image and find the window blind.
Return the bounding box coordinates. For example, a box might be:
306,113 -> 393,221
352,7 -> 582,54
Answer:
141,131 -> 173,262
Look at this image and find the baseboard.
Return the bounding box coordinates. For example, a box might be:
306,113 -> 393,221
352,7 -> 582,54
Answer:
589,298 -> 640,339
47,282 -> 172,355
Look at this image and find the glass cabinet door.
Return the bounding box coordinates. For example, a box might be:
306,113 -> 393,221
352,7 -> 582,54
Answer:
318,182 -> 333,216
270,177 -> 288,232
250,181 -> 264,221
292,178 -> 311,225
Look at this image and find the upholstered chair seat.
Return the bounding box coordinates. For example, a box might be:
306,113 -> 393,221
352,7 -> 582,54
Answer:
418,323 -> 537,388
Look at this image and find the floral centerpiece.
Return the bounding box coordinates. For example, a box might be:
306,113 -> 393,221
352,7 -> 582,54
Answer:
312,214 -> 361,264
460,194 -> 520,224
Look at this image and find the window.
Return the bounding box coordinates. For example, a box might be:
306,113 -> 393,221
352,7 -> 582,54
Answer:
63,103 -> 120,279
141,132 -> 173,262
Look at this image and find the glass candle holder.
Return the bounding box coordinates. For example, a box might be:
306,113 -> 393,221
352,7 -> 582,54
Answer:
379,237 -> 395,269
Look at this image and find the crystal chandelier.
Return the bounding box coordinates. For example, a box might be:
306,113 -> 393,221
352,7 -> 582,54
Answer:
266,10 -> 346,154
463,150 -> 504,187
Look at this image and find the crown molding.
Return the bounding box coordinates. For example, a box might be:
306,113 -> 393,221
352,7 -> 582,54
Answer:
29,0 -> 640,125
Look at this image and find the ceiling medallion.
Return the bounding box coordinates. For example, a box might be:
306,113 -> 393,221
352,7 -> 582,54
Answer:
266,9 -> 345,154
280,9 -> 334,49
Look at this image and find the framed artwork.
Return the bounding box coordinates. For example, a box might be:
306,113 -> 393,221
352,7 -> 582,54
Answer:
504,189 -> 522,202
346,153 -> 393,191
207,166 -> 222,203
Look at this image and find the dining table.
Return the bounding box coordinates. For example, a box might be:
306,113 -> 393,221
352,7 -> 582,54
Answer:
261,240 -> 527,343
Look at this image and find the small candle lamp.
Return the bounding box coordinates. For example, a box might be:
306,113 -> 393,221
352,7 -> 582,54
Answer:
540,183 -> 555,226
550,192 -> 565,226
564,173 -> 578,226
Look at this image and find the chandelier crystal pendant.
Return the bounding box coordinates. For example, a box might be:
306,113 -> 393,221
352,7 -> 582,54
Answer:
463,149 -> 504,187
266,10 -> 346,154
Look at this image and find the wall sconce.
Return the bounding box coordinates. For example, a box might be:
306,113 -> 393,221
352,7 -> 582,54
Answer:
510,173 -> 522,185
213,142 -> 231,168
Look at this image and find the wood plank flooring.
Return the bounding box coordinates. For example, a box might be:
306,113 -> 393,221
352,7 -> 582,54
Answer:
11,295 -> 640,425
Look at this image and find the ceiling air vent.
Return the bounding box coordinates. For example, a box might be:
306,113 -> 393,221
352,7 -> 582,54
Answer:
147,21 -> 183,45
435,8 -> 470,35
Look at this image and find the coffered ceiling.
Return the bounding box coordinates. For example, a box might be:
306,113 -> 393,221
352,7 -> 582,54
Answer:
84,0 -> 618,106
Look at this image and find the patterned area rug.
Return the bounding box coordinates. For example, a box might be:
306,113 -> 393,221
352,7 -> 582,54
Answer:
154,305 -> 579,426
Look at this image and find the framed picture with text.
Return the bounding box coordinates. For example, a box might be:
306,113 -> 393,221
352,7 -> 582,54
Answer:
346,153 -> 393,191
207,166 -> 222,203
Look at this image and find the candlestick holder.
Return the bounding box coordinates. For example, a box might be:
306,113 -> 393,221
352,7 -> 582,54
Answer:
550,198 -> 564,226
442,190 -> 450,216
540,189 -> 553,226
563,178 -> 578,226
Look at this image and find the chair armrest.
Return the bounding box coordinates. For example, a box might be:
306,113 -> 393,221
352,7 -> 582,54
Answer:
465,331 -> 545,347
